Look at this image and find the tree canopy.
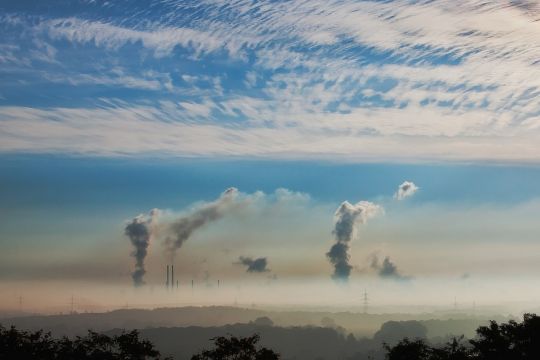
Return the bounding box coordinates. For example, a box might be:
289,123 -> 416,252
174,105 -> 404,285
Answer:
191,334 -> 279,360
385,313 -> 540,360
0,325 -> 168,360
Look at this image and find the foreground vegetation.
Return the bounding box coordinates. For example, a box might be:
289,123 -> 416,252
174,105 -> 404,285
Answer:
385,313 -> 540,360
1,314 -> 539,359
0,326 -> 278,360
0,326 -> 168,359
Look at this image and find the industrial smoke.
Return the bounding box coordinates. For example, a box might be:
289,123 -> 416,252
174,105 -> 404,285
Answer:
124,209 -> 158,286
327,200 -> 381,281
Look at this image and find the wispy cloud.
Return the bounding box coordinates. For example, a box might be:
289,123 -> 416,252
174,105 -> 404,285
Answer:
1,1 -> 540,161
1,102 -> 540,161
41,17 -> 229,58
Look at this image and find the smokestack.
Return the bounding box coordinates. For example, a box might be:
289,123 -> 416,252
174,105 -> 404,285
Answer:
171,265 -> 174,291
166,265 -> 169,289
176,280 -> 179,289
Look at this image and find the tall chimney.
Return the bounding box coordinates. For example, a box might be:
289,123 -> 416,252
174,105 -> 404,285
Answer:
171,265 -> 174,291
166,265 -> 169,289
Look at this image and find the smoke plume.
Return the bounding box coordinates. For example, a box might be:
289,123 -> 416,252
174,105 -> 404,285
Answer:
124,209 -> 158,287
237,256 -> 269,273
327,201 -> 382,281
370,255 -> 410,281
394,181 -> 419,200
164,187 -> 244,260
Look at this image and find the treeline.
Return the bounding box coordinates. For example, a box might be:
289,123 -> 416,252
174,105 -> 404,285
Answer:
0,326 -> 278,360
1,314 -> 539,359
0,326 -> 168,359
5,306 -> 492,339
385,313 -> 540,360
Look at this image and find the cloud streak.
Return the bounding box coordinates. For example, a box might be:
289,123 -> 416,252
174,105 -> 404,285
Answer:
2,1 -> 540,162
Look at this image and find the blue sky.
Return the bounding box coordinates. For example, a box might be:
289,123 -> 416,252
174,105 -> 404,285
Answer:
2,0 -> 540,161
2,1 -> 540,311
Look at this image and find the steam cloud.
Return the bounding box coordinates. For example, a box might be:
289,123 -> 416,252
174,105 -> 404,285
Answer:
164,187 -> 244,260
124,209 -> 158,287
327,201 -> 382,281
370,255 -> 410,281
394,181 -> 419,200
123,187 -> 305,285
237,256 -> 270,273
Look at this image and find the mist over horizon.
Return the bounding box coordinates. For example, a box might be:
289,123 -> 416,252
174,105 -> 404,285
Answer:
2,158 -> 540,317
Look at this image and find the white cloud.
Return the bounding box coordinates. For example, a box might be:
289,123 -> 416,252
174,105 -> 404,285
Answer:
394,181 -> 419,201
2,103 -> 539,162
2,1 -> 540,161
41,17 -> 228,57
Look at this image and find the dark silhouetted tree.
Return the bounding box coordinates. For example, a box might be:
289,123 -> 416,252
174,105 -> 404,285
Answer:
0,325 -> 168,359
385,314 -> 540,360
470,313 -> 540,360
191,334 -> 279,360
384,338 -> 431,360
430,337 -> 469,360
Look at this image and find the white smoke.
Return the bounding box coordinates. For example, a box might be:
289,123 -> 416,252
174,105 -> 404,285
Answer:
394,181 -> 419,200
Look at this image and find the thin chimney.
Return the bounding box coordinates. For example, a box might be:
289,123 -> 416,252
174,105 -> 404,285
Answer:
171,265 -> 174,291
166,265 -> 169,289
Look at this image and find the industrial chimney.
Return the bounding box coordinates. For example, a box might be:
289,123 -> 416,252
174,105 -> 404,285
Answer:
171,265 -> 174,291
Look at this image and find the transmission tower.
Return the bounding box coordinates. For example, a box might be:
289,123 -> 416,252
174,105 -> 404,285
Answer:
363,289 -> 369,314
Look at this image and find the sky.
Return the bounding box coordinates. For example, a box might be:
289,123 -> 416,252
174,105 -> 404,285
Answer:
1,0 -> 540,314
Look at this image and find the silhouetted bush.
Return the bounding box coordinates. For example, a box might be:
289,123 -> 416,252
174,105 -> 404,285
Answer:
385,314 -> 540,360
0,324 -> 168,359
191,334 -> 279,360
470,313 -> 540,359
